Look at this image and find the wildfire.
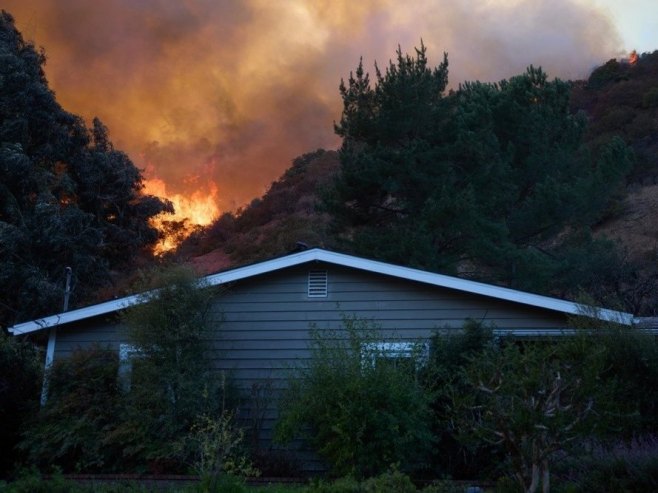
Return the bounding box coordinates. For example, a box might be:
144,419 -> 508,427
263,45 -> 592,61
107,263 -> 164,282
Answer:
143,177 -> 220,255
629,50 -> 639,65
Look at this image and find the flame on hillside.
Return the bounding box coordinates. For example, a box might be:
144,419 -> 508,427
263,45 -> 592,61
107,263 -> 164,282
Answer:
143,178 -> 220,255
629,50 -> 639,65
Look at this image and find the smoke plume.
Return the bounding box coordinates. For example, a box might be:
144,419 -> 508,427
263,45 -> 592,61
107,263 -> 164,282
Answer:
5,0 -> 623,211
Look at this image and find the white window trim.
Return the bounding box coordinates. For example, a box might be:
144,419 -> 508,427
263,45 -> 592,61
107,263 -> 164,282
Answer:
119,343 -> 142,391
361,341 -> 429,368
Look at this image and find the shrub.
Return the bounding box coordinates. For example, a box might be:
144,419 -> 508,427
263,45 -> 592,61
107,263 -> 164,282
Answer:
185,410 -> 259,484
118,266 -> 233,471
0,469 -> 79,493
451,337 -> 617,493
421,320 -> 500,479
275,316 -> 433,478
305,476 -> 362,493
598,329 -> 658,434
0,332 -> 41,477
19,345 -> 124,473
555,436 -> 658,492
362,469 -> 417,493
420,480 -> 463,493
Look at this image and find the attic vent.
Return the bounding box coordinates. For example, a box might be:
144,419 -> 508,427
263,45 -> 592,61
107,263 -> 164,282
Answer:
308,270 -> 328,297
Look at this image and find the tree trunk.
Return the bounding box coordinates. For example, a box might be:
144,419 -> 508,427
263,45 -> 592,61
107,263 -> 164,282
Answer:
528,462 -> 540,493
542,459 -> 550,493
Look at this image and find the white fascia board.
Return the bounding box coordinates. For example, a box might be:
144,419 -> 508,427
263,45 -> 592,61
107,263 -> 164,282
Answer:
297,250 -> 634,325
8,248 -> 634,335
8,293 -> 143,335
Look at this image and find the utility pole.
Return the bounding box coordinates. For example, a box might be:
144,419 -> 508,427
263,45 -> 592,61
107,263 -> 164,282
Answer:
40,267 -> 72,406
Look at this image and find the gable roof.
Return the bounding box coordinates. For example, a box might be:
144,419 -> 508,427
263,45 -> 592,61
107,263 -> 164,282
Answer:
8,248 -> 634,335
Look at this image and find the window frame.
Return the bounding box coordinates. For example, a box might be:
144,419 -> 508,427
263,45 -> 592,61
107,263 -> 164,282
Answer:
361,340 -> 429,370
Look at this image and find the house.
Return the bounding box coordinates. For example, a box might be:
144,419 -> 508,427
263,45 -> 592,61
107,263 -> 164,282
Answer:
8,247 -> 637,469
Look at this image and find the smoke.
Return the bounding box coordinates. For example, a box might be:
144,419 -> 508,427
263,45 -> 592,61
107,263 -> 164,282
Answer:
4,0 -> 623,210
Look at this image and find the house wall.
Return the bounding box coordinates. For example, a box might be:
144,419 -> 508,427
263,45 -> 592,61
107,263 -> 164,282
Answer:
208,261 -> 569,382
52,260 -> 570,473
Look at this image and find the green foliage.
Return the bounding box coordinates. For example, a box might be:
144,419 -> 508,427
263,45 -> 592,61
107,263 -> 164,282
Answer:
19,346 -> 123,473
0,12 -> 170,328
421,321 -> 499,479
567,313 -> 658,434
191,473 -> 249,493
451,338 -> 617,493
559,436 -> 658,492
325,44 -> 634,305
302,470 -> 424,493
361,469 -> 417,493
419,480 -> 463,493
119,266 -> 229,471
304,477 -> 362,493
275,316 -> 433,478
573,50 -> 658,185
586,59 -> 628,90
18,267 -> 249,476
591,328 -> 658,433
0,333 -> 41,477
0,470 -> 83,493
186,410 -> 260,484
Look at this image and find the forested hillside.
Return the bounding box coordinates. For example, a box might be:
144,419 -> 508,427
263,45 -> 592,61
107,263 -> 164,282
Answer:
573,50 -> 658,181
186,46 -> 658,316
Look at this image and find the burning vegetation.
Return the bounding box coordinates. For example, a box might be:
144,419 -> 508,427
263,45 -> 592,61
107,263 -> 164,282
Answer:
143,177 -> 220,254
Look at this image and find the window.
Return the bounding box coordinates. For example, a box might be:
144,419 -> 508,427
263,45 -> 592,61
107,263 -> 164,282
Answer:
308,270 -> 328,297
361,341 -> 429,370
118,343 -> 140,391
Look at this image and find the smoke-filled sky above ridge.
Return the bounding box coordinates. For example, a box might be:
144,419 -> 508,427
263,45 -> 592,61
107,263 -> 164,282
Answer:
4,0 -> 658,212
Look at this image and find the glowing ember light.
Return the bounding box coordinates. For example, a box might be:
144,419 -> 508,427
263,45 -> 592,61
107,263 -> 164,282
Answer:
629,50 -> 639,65
143,177 -> 220,255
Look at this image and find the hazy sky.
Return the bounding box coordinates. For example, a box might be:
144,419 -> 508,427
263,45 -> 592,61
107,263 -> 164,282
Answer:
4,0 -> 657,212
589,0 -> 658,53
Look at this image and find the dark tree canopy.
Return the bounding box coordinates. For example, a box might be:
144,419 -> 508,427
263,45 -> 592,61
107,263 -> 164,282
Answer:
0,11 -> 171,328
325,44 -> 634,301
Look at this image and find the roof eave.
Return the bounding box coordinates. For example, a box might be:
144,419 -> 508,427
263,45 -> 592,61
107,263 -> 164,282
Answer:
8,248 -> 635,334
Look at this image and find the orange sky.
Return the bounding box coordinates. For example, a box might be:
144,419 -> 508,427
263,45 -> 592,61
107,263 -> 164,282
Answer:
4,0 -> 632,213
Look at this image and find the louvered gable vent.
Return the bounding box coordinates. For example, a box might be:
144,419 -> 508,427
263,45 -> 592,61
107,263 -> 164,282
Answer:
308,270 -> 328,297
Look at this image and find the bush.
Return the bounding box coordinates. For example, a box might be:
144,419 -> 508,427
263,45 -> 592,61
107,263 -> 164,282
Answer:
558,436 -> 658,492
19,345 -> 124,473
275,316 -> 433,478
362,469 -> 417,493
19,267 -> 246,476
0,332 -> 41,477
303,470 -> 420,493
185,410 -> 259,483
421,320 -> 497,479
598,329 -> 658,434
450,336 -> 617,493
305,476 -> 362,493
118,266 -> 234,471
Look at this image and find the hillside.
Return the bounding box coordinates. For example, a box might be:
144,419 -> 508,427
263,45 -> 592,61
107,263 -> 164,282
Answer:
178,149 -> 340,273
572,50 -> 658,182
180,51 -> 658,316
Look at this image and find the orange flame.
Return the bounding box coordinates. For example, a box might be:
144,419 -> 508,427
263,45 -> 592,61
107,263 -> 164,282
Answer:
143,178 -> 220,255
629,50 -> 639,65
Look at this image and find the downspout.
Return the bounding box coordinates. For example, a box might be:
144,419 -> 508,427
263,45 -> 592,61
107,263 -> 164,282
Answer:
40,267 -> 72,406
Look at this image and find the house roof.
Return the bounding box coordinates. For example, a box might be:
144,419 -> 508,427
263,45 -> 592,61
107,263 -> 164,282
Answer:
8,248 -> 635,335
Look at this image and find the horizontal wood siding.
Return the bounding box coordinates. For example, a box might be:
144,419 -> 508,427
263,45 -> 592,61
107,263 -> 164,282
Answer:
52,261 -> 570,473
208,262 -> 569,470
53,318 -> 124,361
